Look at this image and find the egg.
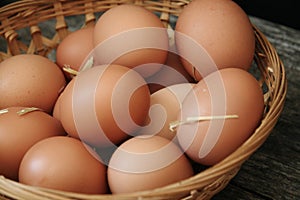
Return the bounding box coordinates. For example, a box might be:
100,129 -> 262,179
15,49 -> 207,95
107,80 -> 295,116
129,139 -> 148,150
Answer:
138,83 -> 195,142
175,0 -> 255,81
59,64 -> 150,148
107,135 -> 194,193
56,27 -> 94,79
176,68 -> 264,165
0,107 -> 66,181
93,4 -> 169,78
19,136 -> 108,194
0,54 -> 66,113
146,52 -> 195,93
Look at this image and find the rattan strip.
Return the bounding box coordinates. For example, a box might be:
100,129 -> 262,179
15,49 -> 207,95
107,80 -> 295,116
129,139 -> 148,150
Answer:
0,0 -> 187,35
0,0 -> 188,59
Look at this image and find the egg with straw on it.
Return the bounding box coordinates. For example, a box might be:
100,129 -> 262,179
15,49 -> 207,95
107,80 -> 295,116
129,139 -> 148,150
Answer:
56,27 -> 95,79
0,54 -> 66,113
0,107 -> 66,181
175,68 -> 264,165
58,64 -> 150,148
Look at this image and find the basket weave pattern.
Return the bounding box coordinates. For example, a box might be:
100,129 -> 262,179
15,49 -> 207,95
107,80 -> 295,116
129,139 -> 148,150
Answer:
0,0 -> 287,199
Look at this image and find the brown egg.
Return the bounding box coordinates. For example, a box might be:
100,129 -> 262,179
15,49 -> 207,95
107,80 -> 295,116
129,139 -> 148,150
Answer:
59,64 -> 150,148
138,83 -> 195,142
176,68 -> 264,165
107,135 -> 194,193
146,52 -> 195,94
175,0 -> 255,81
93,4 -> 169,78
0,54 -> 66,113
19,136 -> 108,194
0,107 -> 66,181
56,27 -> 94,79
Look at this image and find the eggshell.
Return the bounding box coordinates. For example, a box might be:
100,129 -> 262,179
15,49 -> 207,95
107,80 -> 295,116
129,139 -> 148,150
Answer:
176,68 -> 264,165
56,27 -> 94,79
0,107 -> 66,181
19,136 -> 108,194
59,64 -> 150,148
0,54 -> 66,113
137,83 -> 195,142
175,0 -> 255,81
93,4 -> 169,78
107,135 -> 194,193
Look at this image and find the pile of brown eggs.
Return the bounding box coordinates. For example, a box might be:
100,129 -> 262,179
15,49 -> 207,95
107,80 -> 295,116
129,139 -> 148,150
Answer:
0,0 -> 264,195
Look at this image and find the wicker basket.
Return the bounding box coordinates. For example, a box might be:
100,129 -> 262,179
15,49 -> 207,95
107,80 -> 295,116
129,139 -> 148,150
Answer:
0,0 -> 287,199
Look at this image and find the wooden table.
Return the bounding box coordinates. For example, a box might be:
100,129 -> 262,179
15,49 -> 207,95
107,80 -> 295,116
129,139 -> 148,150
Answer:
213,16 -> 300,200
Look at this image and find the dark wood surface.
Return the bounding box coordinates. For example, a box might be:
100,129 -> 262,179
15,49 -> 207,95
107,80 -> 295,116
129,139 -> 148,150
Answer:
213,16 -> 300,200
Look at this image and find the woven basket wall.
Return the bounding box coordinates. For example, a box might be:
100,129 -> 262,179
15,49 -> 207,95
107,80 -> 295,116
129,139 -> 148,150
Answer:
0,0 -> 287,199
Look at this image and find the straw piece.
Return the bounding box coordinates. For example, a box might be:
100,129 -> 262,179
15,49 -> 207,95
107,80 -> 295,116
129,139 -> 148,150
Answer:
169,115 -> 239,131
16,107 -> 43,116
0,109 -> 9,115
62,65 -> 79,76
